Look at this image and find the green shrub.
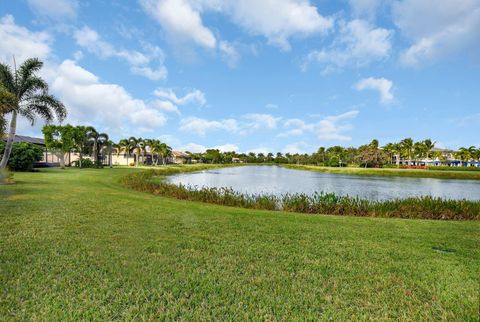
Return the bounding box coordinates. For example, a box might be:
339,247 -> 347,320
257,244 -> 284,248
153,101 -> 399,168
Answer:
72,158 -> 95,168
0,141 -> 43,171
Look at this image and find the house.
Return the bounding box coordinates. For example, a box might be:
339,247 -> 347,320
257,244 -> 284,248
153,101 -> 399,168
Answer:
170,151 -> 192,164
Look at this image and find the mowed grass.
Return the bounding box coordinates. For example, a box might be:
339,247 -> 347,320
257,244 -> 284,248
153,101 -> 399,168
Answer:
1,168 -> 479,320
282,164 -> 480,180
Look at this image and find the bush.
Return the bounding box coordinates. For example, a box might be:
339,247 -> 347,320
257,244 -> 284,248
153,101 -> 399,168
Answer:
72,158 -> 95,168
0,141 -> 43,171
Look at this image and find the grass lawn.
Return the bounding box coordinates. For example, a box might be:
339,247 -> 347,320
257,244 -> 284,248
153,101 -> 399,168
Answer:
1,167 -> 479,320
283,164 -> 480,180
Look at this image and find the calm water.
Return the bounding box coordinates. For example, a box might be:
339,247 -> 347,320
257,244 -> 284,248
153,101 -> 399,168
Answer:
166,166 -> 480,201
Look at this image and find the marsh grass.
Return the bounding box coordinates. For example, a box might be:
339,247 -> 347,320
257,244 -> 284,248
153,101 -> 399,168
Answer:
122,169 -> 480,220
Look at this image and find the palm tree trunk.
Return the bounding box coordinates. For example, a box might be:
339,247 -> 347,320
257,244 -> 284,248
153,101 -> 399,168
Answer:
0,110 -> 17,170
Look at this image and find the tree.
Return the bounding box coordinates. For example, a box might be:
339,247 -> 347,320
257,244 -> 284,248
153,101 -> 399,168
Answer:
0,91 -> 16,136
42,124 -> 75,169
0,58 -> 67,170
87,128 -> 108,166
400,138 -> 414,164
129,137 -> 143,167
71,125 -> 92,168
423,139 -> 436,160
118,139 -> 132,166
0,141 -> 43,171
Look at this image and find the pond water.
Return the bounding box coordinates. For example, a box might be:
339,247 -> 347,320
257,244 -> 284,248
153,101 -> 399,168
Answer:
166,166 -> 480,201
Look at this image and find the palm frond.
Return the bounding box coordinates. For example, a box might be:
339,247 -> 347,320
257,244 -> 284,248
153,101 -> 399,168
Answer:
19,76 -> 48,99
17,58 -> 43,86
0,63 -> 16,93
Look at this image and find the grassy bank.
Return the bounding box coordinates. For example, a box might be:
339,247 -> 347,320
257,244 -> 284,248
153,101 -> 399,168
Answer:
1,167 -> 479,320
123,169 -> 480,220
282,164 -> 480,180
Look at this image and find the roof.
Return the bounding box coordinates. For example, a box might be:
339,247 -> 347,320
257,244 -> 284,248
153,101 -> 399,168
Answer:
172,151 -> 191,158
2,135 -> 45,146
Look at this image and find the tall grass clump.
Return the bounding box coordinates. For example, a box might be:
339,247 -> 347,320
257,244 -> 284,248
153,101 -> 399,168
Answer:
122,170 -> 480,220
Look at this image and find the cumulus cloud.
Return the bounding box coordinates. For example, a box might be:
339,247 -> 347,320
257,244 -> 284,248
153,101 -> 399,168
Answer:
282,141 -> 310,154
354,77 -> 394,103
175,142 -> 238,153
243,113 -> 281,130
140,0 -> 216,49
303,19 -> 392,71
140,0 -> 333,51
283,111 -> 359,141
392,0 -> 480,66
51,60 -> 166,135
179,117 -> 239,136
74,26 -> 167,80
26,0 -> 78,19
0,15 -> 52,63
214,143 -> 239,152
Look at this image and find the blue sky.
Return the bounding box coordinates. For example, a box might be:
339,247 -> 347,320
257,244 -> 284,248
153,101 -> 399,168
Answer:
1,0 -> 479,153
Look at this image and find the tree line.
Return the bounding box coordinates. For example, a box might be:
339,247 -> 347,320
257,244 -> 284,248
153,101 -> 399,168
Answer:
188,139 -> 480,167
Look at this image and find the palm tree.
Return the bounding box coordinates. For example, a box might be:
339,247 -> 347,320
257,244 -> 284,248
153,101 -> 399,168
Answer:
129,137 -> 143,167
118,139 -> 132,166
400,138 -> 414,165
158,142 -> 172,165
103,140 -> 114,168
87,128 -> 108,165
0,58 -> 67,169
423,139 -> 436,160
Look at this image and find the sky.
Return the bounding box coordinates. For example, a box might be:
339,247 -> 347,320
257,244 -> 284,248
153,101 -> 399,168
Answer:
0,0 -> 479,154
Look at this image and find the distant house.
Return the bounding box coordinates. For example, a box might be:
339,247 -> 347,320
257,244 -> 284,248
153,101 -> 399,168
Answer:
170,151 -> 192,164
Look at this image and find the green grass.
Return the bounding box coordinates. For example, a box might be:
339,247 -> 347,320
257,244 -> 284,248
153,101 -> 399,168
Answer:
283,164 -> 480,180
1,167 -> 479,320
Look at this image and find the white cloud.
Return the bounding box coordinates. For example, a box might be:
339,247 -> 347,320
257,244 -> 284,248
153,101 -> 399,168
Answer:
140,0 -> 333,51
26,0 -> 78,19
74,26 -> 167,80
153,88 -> 206,106
243,113 -> 281,130
0,15 -> 52,63
151,100 -> 180,114
219,0 -> 333,51
247,147 -> 270,154
283,111 -> 359,141
303,19 -> 392,70
176,142 -> 207,153
282,141 -> 310,154
219,41 -> 241,67
354,77 -> 394,103
392,0 -> 480,66
214,143 -> 239,152
51,60 -> 167,135
140,0 -> 216,49
179,117 -> 238,136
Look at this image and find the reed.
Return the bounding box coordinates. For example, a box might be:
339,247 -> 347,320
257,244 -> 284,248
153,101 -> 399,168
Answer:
122,170 -> 480,220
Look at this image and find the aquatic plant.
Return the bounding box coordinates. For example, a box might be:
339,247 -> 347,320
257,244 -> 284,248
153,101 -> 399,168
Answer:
122,169 -> 480,220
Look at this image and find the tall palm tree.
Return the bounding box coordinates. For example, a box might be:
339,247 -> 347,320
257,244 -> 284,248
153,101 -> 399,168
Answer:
118,139 -> 132,166
87,128 -> 108,165
423,139 -> 436,160
400,138 -> 414,165
158,142 -> 172,165
129,137 -> 143,167
0,58 -> 66,169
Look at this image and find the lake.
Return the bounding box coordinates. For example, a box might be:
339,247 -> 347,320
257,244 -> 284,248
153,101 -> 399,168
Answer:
166,165 -> 480,201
